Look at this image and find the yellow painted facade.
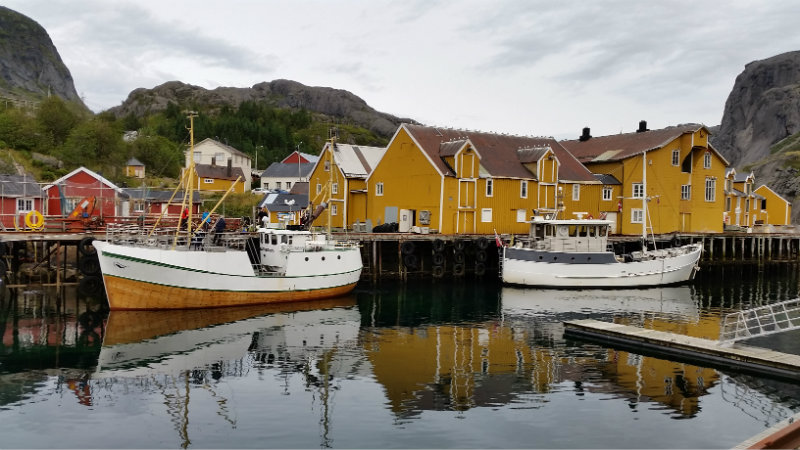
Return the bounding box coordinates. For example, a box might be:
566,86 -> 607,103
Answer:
307,144 -> 345,229
361,314 -> 721,416
576,129 -> 726,235
754,185 -> 792,226
195,176 -> 245,194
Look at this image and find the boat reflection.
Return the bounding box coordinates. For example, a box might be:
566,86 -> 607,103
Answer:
97,296 -> 360,376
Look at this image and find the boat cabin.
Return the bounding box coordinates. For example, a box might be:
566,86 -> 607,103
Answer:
527,217 -> 612,253
257,228 -> 328,270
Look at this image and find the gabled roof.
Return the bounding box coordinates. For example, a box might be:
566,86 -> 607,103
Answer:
289,181 -> 309,195
122,188 -> 201,203
733,171 -> 754,183
259,192 -> 308,212
324,142 -> 386,178
42,166 -> 125,194
594,173 -> 622,185
281,151 -> 319,164
516,146 -> 552,164
0,174 -> 44,198
126,157 -> 144,166
755,184 -> 791,204
195,164 -> 246,181
192,138 -> 250,159
561,124 -> 730,166
261,162 -> 315,178
401,124 -> 597,182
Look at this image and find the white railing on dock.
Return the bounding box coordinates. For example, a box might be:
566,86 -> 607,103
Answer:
719,298 -> 800,344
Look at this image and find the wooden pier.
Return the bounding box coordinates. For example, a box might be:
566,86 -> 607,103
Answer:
563,319 -> 800,382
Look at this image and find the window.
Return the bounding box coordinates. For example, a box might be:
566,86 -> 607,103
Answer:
602,186 -> 612,201
745,198 -> 750,212
286,182 -> 291,190
572,184 -> 580,201
324,159 -> 330,171
516,209 -> 527,222
761,199 -> 767,210
215,152 -> 226,164
726,197 -> 732,212
745,183 -> 752,195
672,149 -> 680,166
520,180 -> 528,199
264,182 -> 270,189
725,179 -> 732,192
332,182 -> 338,195
204,178 -> 214,184
705,178 -> 716,202
331,204 -> 338,216
193,151 -> 202,163
481,208 -> 492,222
16,198 -> 33,213
316,183 -> 322,194
486,178 -> 493,197
376,182 -> 384,196
703,152 -> 711,169
133,200 -> 145,213
276,182 -> 281,190
681,185 -> 691,200
632,183 -> 644,198
631,208 -> 643,224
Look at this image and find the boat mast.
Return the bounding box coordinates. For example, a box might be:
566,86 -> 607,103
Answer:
642,150 -> 647,250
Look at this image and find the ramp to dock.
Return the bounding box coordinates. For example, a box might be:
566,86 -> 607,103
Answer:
564,319 -> 800,383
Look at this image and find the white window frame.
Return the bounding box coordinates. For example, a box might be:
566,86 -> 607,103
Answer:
376,182 -> 384,196
520,180 -> 528,199
703,152 -> 711,169
133,200 -> 145,213
681,185 -> 691,200
316,183 -> 322,194
193,151 -> 202,163
215,152 -> 226,163
332,182 -> 339,195
602,186 -> 612,201
485,178 -> 493,197
631,208 -> 644,224
481,208 -> 492,222
204,178 -> 214,184
331,204 -> 338,216
16,198 -> 33,213
572,184 -> 580,201
516,209 -> 527,222
324,160 -> 330,171
632,183 -> 644,199
705,178 -> 716,202
672,149 -> 680,166
276,181 -> 281,190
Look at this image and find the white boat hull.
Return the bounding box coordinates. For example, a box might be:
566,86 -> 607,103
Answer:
93,240 -> 363,310
501,244 -> 702,288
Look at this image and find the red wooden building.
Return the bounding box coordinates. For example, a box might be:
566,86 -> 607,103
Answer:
0,174 -> 46,230
42,167 -> 125,218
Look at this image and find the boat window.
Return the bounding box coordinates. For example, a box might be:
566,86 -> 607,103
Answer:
534,224 -> 545,240
546,225 -> 556,237
287,236 -> 292,245
271,235 -> 278,245
588,226 -> 596,237
281,235 -> 288,244
556,226 -> 569,237
600,225 -> 608,237
578,226 -> 588,237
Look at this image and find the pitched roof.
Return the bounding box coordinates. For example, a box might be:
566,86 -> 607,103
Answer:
734,171 -> 754,183
594,173 -> 622,185
195,164 -> 246,181
122,188 -> 201,203
281,151 -> 319,164
325,142 -> 386,178
42,166 -> 125,194
261,162 -> 315,178
126,157 -> 144,166
193,138 -> 250,159
0,174 -> 44,197
401,124 -> 597,182
289,181 -> 309,195
259,192 -> 308,212
561,124 -> 729,166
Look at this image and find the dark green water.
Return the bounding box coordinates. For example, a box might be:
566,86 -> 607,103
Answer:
1,265 -> 800,448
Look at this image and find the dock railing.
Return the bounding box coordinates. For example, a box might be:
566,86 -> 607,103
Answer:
719,298 -> 800,344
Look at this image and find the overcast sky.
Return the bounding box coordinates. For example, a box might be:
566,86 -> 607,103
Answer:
5,0 -> 800,140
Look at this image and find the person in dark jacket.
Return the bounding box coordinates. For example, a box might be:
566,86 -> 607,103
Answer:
213,216 -> 226,245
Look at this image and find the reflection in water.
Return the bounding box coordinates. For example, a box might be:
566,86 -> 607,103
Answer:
1,272 -> 800,448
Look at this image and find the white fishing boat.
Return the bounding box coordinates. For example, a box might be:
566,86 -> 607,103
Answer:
501,151 -> 702,288
93,115 -> 362,310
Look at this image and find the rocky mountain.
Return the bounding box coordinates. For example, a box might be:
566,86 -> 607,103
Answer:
108,79 -> 415,138
0,6 -> 84,107
712,51 -> 800,222
714,51 -> 800,167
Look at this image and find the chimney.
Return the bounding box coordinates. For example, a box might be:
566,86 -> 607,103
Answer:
579,127 -> 592,142
637,120 -> 649,133
227,158 -> 232,177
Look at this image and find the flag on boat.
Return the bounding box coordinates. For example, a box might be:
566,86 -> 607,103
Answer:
494,229 -> 504,248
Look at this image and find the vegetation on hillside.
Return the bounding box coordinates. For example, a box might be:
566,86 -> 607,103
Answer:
0,96 -> 389,187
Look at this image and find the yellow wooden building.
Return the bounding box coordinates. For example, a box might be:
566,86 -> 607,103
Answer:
306,141 -> 386,230
754,184 -> 792,226
192,163 -> 247,193
561,122 -> 728,235
125,157 -> 145,179
365,124 -> 598,235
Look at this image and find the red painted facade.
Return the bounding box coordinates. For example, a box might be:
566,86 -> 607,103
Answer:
44,169 -> 120,218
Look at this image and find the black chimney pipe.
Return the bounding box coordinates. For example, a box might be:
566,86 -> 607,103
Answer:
637,120 -> 648,133
579,127 -> 592,142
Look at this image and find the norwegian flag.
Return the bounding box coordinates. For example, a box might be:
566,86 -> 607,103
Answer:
494,229 -> 504,248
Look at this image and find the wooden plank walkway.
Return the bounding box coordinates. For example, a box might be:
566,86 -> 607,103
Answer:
734,412 -> 800,449
563,319 -> 800,382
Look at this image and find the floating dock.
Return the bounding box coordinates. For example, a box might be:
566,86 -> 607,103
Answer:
563,319 -> 800,382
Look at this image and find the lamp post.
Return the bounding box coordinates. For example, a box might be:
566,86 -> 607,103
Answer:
296,142 -> 303,181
